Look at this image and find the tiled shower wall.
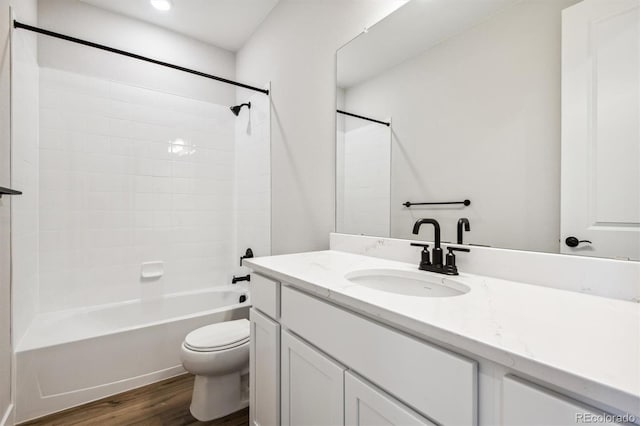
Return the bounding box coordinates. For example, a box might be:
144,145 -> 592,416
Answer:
337,120 -> 391,237
38,68 -> 238,313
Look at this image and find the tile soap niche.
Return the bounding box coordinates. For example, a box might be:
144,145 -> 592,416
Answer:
141,261 -> 164,279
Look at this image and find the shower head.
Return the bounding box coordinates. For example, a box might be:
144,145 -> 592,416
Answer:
230,102 -> 251,116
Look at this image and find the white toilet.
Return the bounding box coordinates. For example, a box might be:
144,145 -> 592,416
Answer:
180,319 -> 250,421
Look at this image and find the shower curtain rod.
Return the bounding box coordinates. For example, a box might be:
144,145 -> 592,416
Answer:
336,109 -> 390,127
13,20 -> 270,95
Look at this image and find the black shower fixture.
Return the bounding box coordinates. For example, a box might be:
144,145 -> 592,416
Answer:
230,102 -> 251,116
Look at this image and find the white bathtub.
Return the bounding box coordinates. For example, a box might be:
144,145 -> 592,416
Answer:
15,286 -> 250,423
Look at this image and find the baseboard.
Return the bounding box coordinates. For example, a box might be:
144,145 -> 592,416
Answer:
0,404 -> 14,426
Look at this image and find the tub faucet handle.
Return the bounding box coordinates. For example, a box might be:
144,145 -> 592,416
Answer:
240,248 -> 254,266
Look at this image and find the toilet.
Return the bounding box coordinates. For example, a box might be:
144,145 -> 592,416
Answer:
180,319 -> 250,421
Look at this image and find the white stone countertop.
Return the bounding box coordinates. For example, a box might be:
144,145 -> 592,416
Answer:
245,250 -> 640,417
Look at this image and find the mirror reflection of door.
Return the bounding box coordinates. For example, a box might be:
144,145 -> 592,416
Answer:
561,0 -> 640,261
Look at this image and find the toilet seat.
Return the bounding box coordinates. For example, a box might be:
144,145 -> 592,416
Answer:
184,319 -> 250,352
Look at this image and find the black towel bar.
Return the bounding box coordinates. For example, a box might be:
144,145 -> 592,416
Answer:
403,200 -> 470,208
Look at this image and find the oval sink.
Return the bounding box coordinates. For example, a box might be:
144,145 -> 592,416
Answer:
344,268 -> 470,297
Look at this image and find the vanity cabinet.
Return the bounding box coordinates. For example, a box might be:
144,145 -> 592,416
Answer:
249,273 -> 283,426
251,273 -> 280,319
281,330 -> 345,426
249,308 -> 280,426
249,273 -> 633,426
502,376 -> 622,426
280,284 -> 477,425
345,372 -> 435,426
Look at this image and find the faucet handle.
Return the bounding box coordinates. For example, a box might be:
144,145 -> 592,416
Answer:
411,243 -> 432,268
447,247 -> 470,253
410,242 -> 430,248
240,248 -> 254,266
444,246 -> 470,275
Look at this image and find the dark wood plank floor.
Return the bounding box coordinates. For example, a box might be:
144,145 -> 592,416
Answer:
20,374 -> 249,426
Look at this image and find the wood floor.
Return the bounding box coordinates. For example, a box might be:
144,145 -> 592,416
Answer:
20,374 -> 249,426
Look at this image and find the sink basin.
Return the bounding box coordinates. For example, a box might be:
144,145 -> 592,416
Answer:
344,268 -> 470,297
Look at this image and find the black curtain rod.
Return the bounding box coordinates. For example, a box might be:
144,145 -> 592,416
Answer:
13,20 -> 269,95
337,109 -> 390,127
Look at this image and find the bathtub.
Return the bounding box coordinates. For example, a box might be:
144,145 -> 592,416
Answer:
14,285 -> 250,423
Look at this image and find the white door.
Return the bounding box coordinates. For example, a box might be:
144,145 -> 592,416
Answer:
345,372 -> 435,426
250,308 -> 280,426
561,0 -> 640,260
281,330 -> 345,426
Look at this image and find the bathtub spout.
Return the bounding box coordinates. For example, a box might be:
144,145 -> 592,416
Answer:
232,274 -> 250,284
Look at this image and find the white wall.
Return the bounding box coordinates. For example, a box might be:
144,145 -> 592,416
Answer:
11,0 -> 38,350
236,0 -> 408,255
0,0 -> 11,421
343,0 -> 579,253
37,0 -> 236,105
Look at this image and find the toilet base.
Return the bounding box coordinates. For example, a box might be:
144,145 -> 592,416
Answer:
189,372 -> 249,421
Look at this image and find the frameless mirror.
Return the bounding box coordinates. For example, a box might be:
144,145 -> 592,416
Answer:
336,0 -> 640,261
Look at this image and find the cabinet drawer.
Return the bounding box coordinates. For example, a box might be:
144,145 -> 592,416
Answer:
251,273 -> 280,319
281,285 -> 477,426
503,376 -> 624,426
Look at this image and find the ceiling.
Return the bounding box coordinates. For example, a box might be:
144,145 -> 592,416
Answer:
80,0 -> 280,51
338,0 -> 522,88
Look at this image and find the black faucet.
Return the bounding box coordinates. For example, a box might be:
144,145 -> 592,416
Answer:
457,218 -> 470,244
412,218 -> 470,275
412,218 -> 444,272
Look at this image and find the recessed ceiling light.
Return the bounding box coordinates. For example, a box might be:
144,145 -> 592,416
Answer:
150,0 -> 172,11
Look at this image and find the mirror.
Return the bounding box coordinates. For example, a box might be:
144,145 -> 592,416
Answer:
336,0 -> 640,261
336,110 -> 391,237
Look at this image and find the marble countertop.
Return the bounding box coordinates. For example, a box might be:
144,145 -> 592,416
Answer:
245,250 -> 640,416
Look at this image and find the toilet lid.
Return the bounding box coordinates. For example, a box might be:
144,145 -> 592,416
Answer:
184,319 -> 250,352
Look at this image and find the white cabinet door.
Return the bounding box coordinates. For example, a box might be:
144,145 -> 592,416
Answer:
561,0 -> 640,260
250,308 -> 280,426
281,330 -> 345,426
503,376 -> 622,426
345,372 -> 436,426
